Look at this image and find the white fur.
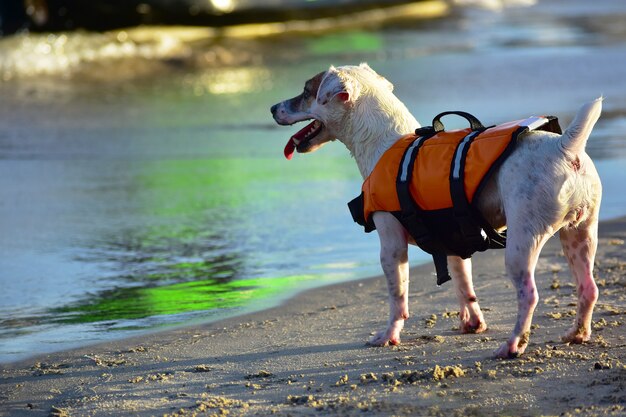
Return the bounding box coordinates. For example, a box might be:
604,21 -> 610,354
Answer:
272,64 -> 603,358
310,64 -> 420,178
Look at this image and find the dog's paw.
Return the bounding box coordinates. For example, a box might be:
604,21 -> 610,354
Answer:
459,304 -> 487,334
561,325 -> 591,344
460,319 -> 487,334
367,328 -> 401,347
494,333 -> 530,359
494,342 -> 521,359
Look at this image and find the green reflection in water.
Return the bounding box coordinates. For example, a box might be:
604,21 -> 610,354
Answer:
55,152 -> 358,327
52,267 -> 316,325
137,156 -> 357,216
308,31 -> 383,55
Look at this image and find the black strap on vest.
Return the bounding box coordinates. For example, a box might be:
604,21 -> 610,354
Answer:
449,129 -> 490,256
395,133 -> 430,248
395,112 -> 492,286
395,128 -> 452,285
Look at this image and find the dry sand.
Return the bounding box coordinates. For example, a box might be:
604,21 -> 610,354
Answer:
1,217 -> 625,417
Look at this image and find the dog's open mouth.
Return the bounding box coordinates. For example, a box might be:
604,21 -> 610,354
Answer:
284,120 -> 323,160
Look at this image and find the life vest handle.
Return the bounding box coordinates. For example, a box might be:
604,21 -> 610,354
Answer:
432,111 -> 484,133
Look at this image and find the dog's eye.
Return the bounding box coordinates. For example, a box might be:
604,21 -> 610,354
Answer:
303,89 -> 310,99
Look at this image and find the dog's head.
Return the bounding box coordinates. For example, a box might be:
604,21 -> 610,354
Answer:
270,63 -> 395,159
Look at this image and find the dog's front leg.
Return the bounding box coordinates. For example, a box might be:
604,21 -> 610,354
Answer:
448,256 -> 487,333
368,212 -> 409,346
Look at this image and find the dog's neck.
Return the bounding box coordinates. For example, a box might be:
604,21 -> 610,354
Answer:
333,96 -> 420,179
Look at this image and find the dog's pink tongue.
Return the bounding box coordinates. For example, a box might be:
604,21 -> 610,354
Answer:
283,120 -> 316,160
284,138 -> 296,160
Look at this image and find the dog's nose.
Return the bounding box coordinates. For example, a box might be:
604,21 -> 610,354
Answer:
270,103 -> 278,115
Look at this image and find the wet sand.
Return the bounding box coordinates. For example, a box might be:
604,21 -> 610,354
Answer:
1,217 -> 625,416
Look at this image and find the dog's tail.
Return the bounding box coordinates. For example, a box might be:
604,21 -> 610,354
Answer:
559,97 -> 603,155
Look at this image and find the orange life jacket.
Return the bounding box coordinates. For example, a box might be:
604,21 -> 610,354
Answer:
348,111 -> 562,284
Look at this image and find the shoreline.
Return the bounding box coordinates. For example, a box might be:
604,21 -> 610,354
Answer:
1,217 -> 625,416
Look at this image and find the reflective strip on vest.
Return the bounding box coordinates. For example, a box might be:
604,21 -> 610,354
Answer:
520,116 -> 548,130
399,136 -> 426,182
452,130 -> 481,180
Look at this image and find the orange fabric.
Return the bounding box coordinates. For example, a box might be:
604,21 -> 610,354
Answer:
410,129 -> 470,209
463,120 -> 520,203
362,134 -> 413,220
362,121 -> 525,222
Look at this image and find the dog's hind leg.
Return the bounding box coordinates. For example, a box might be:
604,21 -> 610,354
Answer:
448,256 -> 487,333
368,212 -> 410,346
559,215 -> 600,344
495,222 -> 551,358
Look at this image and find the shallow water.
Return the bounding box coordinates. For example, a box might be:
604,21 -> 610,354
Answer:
1,0 -> 626,363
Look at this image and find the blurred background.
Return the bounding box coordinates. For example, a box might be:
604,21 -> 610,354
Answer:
1,0 -> 625,363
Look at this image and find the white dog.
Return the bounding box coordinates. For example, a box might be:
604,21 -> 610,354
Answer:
270,63 -> 602,358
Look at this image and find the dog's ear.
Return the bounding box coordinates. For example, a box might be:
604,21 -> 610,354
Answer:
317,67 -> 360,106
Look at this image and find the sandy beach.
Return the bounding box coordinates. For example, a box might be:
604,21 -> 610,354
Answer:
1,217 -> 624,416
